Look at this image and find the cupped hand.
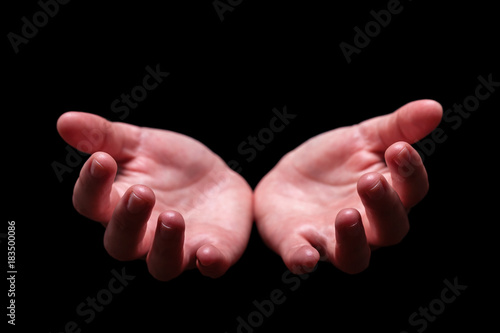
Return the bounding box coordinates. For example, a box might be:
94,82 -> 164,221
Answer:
254,100 -> 443,274
57,112 -> 253,281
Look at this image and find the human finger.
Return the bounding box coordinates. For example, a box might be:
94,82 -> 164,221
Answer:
147,211 -> 186,282
72,152 -> 120,223
280,234 -> 321,275
331,208 -> 371,274
103,185 -> 155,261
57,111 -> 141,161
385,142 -> 429,209
357,173 -> 409,247
196,243 -> 231,278
359,99 -> 443,152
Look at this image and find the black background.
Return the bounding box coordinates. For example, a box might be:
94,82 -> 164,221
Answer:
4,0 -> 498,332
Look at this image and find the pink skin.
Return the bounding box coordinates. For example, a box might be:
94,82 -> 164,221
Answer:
58,99 -> 442,280
57,112 -> 253,281
254,100 -> 443,274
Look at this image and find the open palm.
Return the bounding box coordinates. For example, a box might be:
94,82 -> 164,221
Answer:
57,112 -> 253,281
254,100 -> 443,274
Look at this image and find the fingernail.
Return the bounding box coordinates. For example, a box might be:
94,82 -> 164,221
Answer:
300,265 -> 315,273
393,146 -> 410,167
366,179 -> 385,200
340,220 -> 364,238
394,147 -> 418,178
159,222 -> 179,240
90,159 -> 106,178
127,192 -> 146,214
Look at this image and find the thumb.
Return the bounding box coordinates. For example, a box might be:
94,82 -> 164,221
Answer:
57,111 -> 140,161
359,99 -> 443,152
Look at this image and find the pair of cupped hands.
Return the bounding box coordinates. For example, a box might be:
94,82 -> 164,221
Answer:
57,100 -> 442,281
